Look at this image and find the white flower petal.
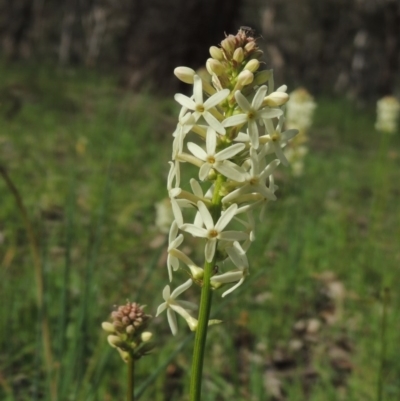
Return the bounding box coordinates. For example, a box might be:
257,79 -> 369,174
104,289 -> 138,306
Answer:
197,201 -> 214,230
199,163 -> 212,181
252,86 -> 268,109
215,161 -> 245,182
203,112 -> 226,135
174,93 -> 196,110
206,127 -> 217,155
218,231 -> 248,241
223,114 -> 247,128
168,220 -> 178,244
273,142 -> 289,166
156,302 -> 167,317
215,143 -> 245,161
187,142 -> 207,161
171,197 -> 184,227
193,75 -> 203,104
260,108 -> 283,119
235,91 -> 251,112
205,238 -> 217,262
170,278 -> 193,298
190,179 -> 204,197
204,89 -> 230,109
181,223 -> 208,238
211,270 -> 243,284
214,204 -> 237,232
162,285 -> 171,301
247,120 -> 259,149
167,308 -> 178,335
221,277 -> 245,297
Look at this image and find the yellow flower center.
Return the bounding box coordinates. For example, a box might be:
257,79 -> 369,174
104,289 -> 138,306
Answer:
209,229 -> 219,238
196,104 -> 205,113
247,110 -> 256,120
271,132 -> 280,142
207,156 -> 216,164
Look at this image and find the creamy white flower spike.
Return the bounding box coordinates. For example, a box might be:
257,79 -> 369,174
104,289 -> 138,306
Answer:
157,29 -> 299,335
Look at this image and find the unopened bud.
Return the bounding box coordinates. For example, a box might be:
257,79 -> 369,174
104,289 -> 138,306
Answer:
221,35 -> 236,56
188,265 -> 204,280
263,92 -> 289,107
107,335 -> 123,348
206,58 -> 225,76
237,70 -> 254,87
244,41 -> 256,53
244,59 -> 260,73
101,322 -> 115,333
141,331 -> 153,342
209,46 -> 224,61
174,67 -> 195,84
233,48 -> 244,63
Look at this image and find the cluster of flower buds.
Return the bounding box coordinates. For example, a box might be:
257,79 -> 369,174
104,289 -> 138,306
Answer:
284,87 -> 316,176
157,29 -> 299,335
375,96 -> 400,134
102,302 -> 154,362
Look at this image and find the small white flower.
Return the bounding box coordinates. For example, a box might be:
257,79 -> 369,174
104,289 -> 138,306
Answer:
187,127 -> 245,181
181,202 -> 248,262
167,221 -> 204,281
167,161 -> 181,198
174,75 -> 229,134
222,149 -> 280,204
261,115 -> 298,166
156,279 -> 198,335
223,86 -> 283,149
167,221 -> 184,281
172,108 -> 195,158
211,241 -> 249,297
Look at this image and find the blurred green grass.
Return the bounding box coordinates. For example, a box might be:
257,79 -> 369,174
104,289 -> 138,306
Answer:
0,62 -> 399,401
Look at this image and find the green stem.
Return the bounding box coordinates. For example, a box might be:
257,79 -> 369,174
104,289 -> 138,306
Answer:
127,356 -> 135,401
377,287 -> 389,401
189,175 -> 224,401
0,166 -> 56,401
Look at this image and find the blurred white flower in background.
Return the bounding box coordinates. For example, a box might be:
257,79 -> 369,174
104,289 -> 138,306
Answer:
285,88 -> 316,133
155,198 -> 174,234
375,96 -> 400,134
284,87 -> 316,177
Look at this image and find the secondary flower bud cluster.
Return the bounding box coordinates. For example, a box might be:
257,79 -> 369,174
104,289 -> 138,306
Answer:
157,29 -> 299,335
375,96 -> 400,134
284,87 -> 316,176
102,302 -> 154,362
